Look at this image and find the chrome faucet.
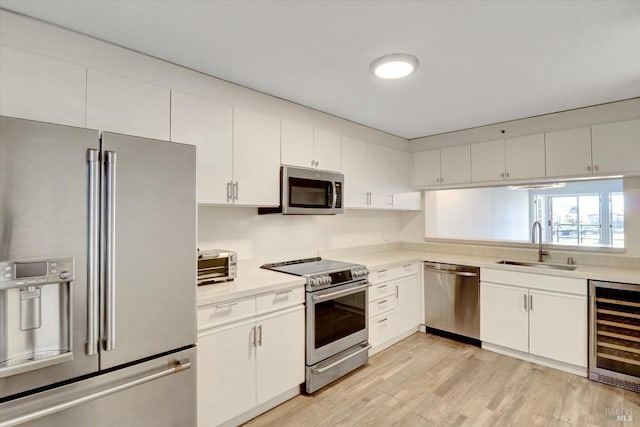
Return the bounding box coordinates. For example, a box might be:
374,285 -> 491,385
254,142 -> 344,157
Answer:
531,220 -> 548,262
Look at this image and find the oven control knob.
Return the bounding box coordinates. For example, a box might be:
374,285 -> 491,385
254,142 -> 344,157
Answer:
310,278 -> 318,286
323,277 -> 331,285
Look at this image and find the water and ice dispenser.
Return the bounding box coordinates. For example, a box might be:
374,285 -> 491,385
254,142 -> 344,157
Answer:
0,257 -> 74,378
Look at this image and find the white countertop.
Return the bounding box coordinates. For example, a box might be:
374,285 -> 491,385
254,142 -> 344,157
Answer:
197,264 -> 305,307
197,247 -> 640,307
329,249 -> 640,285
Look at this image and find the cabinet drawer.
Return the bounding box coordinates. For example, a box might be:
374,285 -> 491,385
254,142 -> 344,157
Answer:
256,286 -> 305,314
369,296 -> 394,317
482,268 -> 587,296
198,296 -> 255,330
369,282 -> 395,301
369,311 -> 396,348
369,262 -> 418,283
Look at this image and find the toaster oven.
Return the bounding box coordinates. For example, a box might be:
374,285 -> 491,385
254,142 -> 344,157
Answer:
197,249 -> 237,285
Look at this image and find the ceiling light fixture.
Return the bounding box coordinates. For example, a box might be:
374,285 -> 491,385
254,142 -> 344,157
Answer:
370,53 -> 419,80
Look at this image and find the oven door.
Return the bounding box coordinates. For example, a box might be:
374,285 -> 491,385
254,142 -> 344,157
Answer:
282,166 -> 343,215
306,280 -> 368,365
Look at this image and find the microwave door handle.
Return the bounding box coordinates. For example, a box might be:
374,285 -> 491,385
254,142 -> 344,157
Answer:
332,181 -> 337,209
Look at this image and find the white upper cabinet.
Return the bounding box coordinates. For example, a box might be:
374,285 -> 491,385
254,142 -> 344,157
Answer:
441,145 -> 471,185
366,143 -> 391,208
313,128 -> 342,172
0,46 -> 86,128
413,145 -> 470,187
233,108 -> 281,206
505,134 -> 545,180
280,121 -> 342,171
389,149 -> 412,192
471,140 -> 505,182
592,118 -> 640,175
413,149 -> 441,186
341,136 -> 369,208
545,127 -> 592,178
471,135 -> 545,182
170,91 -> 233,204
87,69 -> 170,140
280,119 -> 314,168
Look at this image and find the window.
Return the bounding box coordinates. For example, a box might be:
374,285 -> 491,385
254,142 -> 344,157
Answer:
530,180 -> 623,248
425,178 -> 624,249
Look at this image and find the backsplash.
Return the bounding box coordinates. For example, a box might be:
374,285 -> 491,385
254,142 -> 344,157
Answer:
197,206 -> 422,262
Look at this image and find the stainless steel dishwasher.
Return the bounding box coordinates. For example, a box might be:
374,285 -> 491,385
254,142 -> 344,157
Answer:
423,262 -> 480,344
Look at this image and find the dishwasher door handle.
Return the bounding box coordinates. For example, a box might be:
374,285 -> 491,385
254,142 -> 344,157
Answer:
423,267 -> 478,277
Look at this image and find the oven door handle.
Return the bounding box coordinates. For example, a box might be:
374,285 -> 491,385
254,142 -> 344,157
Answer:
312,284 -> 368,302
311,344 -> 372,374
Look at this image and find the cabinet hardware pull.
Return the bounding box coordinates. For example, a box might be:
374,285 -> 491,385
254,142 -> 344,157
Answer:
377,269 -> 387,273
226,181 -> 232,202
402,264 -> 412,268
529,294 -> 533,311
594,165 -> 599,171
233,181 -> 239,201
587,165 -> 592,171
378,318 -> 388,323
215,302 -> 238,310
257,325 -> 263,346
500,172 -> 505,178
378,284 -> 387,289
378,299 -> 388,305
252,326 -> 257,347
396,285 -> 399,299
524,294 -> 528,311
506,172 -> 510,178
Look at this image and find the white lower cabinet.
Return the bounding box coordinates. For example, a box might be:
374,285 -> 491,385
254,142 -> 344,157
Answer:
198,319 -> 256,426
197,289 -> 304,426
255,308 -> 305,406
480,269 -> 587,375
368,262 -> 421,354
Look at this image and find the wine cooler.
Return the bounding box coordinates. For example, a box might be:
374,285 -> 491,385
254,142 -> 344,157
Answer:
589,280 -> 640,392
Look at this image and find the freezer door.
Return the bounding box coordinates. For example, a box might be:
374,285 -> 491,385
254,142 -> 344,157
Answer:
99,132 -> 196,369
0,116 -> 99,399
0,347 -> 196,427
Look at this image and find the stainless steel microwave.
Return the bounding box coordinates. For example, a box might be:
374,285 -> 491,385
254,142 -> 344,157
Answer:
259,165 -> 344,215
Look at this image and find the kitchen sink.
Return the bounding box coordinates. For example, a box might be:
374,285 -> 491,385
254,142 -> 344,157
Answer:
496,260 -> 577,271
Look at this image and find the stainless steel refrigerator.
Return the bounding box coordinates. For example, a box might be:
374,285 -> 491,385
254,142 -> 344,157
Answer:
0,116 -> 197,426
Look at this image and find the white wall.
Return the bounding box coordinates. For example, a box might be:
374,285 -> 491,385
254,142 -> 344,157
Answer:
424,187 -> 530,241
198,207 -> 411,261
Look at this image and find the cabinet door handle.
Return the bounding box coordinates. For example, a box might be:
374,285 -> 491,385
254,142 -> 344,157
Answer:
257,325 -> 263,346
506,172 -> 510,178
233,181 -> 239,201
215,302 -> 238,310
524,294 -> 528,311
396,285 -> 399,299
587,165 -> 592,172
252,326 -> 257,348
500,172 -> 505,178
529,295 -> 533,312
226,181 -> 232,203
378,299 -> 388,305
378,318 -> 388,324
594,165 -> 599,172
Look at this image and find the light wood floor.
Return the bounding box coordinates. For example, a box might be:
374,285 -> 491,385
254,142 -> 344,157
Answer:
245,333 -> 639,426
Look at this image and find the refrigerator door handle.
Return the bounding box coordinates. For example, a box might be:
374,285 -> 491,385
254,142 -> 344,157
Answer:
103,150 -> 117,352
86,149 -> 100,356
0,359 -> 192,427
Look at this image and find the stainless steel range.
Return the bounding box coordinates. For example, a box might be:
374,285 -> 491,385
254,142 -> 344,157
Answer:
261,257 -> 370,393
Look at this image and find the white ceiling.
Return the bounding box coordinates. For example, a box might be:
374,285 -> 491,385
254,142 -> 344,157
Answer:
1,1 -> 639,139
